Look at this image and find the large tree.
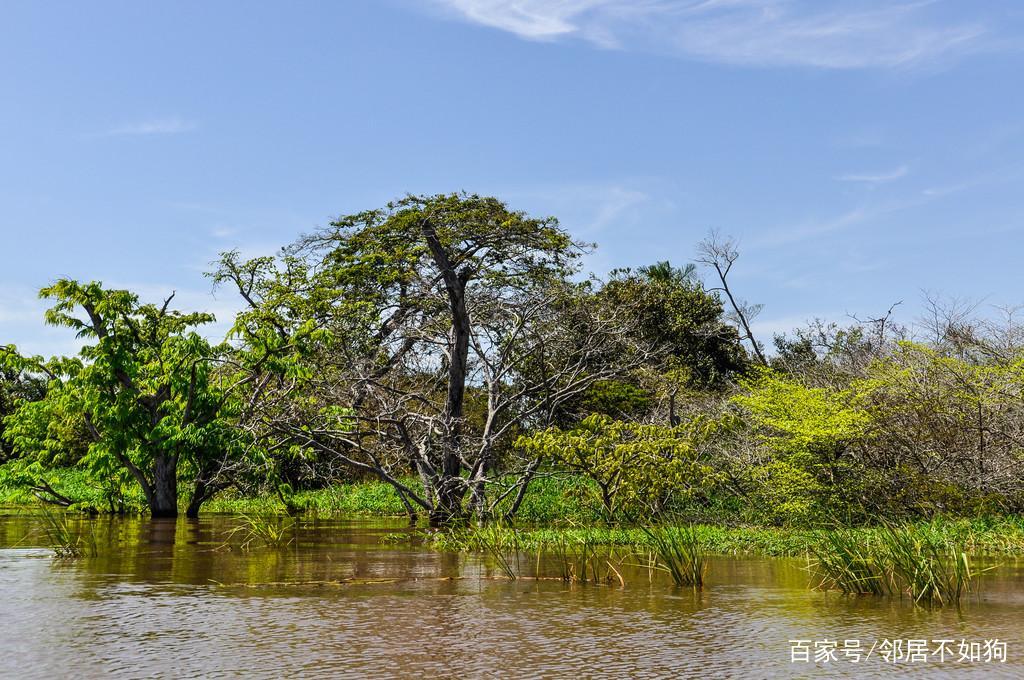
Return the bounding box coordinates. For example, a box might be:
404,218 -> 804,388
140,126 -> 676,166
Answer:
2,281 -> 255,517
216,193 -> 652,523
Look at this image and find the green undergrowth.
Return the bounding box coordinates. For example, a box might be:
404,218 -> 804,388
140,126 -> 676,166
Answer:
5,466 -> 1024,559
423,517 -> 1024,558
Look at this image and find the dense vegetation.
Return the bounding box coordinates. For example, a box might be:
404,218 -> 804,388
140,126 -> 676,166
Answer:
3,193 -> 1023,529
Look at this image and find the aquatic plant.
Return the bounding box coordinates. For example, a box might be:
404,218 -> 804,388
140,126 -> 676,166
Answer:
543,530 -> 622,584
876,524 -> 975,607
640,525 -> 707,588
41,511 -> 97,559
223,514 -> 296,551
808,527 -> 888,596
810,523 -> 980,606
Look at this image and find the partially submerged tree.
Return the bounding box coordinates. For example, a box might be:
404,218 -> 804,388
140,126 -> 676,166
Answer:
215,193 -> 654,523
2,281 -> 254,517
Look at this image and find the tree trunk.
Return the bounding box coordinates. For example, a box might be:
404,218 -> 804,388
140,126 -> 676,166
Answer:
150,454 -> 178,518
185,478 -> 210,519
422,220 -> 472,525
430,478 -> 466,526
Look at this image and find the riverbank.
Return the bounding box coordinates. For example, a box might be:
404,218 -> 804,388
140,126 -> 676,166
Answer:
5,467 -> 1024,558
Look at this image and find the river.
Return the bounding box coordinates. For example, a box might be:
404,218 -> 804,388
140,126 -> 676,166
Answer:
0,513 -> 1021,677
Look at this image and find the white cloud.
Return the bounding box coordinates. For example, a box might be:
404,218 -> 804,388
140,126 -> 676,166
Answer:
103,116 -> 198,137
836,165 -> 909,183
429,0 -> 988,69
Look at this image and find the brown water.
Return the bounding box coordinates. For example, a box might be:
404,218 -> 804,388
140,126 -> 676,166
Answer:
1,514 -> 1022,678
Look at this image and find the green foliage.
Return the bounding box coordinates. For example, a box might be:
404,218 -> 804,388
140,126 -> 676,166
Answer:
516,414 -> 732,520
2,281 -> 255,516
599,264 -> 747,388
0,352 -> 47,461
732,369 -> 871,524
641,524 -> 707,587
576,380 -> 653,420
810,523 -> 979,607
733,368 -> 870,459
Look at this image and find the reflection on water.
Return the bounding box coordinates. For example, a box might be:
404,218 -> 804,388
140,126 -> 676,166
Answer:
1,513 -> 1022,678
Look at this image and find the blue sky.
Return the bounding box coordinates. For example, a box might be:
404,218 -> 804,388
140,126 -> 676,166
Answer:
2,1 -> 1023,355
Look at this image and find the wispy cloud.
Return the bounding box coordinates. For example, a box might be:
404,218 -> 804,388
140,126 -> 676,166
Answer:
836,165 -> 909,183
103,116 -> 198,137
428,0 -> 988,69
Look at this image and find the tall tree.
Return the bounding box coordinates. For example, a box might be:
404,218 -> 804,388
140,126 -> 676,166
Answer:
215,193 -> 652,523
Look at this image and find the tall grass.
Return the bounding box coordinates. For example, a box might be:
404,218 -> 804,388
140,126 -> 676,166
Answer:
41,511 -> 98,559
641,525 -> 707,588
223,514 -> 296,551
877,525 -> 975,606
809,527 -> 887,596
810,524 -> 980,606
543,530 -> 624,584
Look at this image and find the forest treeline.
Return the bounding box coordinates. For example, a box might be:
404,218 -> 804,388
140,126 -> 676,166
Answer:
2,193 -> 1022,526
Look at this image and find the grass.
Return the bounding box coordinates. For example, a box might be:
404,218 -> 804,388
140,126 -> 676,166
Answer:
222,514 -> 296,551
809,523 -> 982,606
876,524 -> 976,606
40,510 -> 98,559
640,525 -> 707,588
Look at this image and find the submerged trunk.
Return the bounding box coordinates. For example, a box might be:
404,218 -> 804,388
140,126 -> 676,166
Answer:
185,477 -> 212,519
422,220 -> 473,527
150,454 -> 178,518
429,476 -> 466,526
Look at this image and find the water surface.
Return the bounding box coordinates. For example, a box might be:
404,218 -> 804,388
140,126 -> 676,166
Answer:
1,513 -> 1021,677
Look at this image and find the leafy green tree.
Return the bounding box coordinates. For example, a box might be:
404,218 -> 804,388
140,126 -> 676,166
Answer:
731,368 -> 871,524
516,413 -> 731,520
3,281 -> 254,517
599,262 -> 748,389
0,355 -> 47,460
214,193 -> 652,523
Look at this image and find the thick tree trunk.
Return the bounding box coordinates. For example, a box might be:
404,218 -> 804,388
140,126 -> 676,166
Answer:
430,478 -> 466,526
150,454 -> 178,518
185,479 -> 209,519
421,220 -> 473,525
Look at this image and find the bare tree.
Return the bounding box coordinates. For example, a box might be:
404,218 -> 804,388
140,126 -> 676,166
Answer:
696,231 -> 768,366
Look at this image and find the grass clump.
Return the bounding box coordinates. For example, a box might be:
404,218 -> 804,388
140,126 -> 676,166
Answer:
41,511 -> 98,559
810,523 -> 980,606
641,525 -> 707,588
876,524 -> 976,606
809,526 -> 887,595
222,514 -> 296,551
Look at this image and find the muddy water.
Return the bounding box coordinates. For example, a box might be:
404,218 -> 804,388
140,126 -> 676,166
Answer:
1,514 -> 1022,678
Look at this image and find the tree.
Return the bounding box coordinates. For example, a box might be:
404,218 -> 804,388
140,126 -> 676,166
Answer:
515,413 -> 731,520
599,261 -> 748,390
0,353 -> 46,461
731,368 -> 871,524
3,281 -> 254,518
215,193 -> 653,523
696,231 -> 768,366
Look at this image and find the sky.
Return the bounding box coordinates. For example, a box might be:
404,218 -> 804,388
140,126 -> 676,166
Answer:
2,0 -> 1023,356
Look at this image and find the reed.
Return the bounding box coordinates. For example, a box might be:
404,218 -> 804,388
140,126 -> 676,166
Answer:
640,525 -> 707,588
808,527 -> 888,596
876,524 -> 975,607
224,513 -> 296,551
475,523 -> 521,580
543,531 -> 614,583
810,524 -> 979,606
41,510 -> 97,559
